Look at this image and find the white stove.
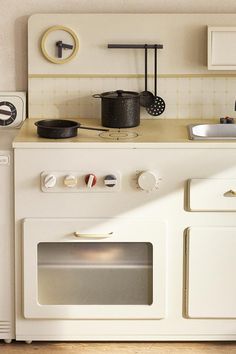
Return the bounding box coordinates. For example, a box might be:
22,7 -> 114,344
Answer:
13,118 -> 236,342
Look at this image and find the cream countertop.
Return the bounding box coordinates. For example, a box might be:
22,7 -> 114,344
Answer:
12,118 -> 236,149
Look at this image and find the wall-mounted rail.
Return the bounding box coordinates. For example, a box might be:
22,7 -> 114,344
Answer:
108,44 -> 163,49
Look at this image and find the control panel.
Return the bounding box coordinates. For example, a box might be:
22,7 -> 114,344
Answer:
41,171 -> 120,193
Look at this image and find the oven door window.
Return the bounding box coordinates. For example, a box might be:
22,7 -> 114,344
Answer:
23,218 -> 166,319
38,242 -> 153,305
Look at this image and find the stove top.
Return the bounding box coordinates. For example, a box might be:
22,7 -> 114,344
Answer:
12,118 -> 221,148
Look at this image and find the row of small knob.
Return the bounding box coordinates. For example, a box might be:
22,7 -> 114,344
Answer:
44,173 -> 118,189
44,170 -> 159,192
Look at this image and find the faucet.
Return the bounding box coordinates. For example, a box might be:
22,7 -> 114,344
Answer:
219,101 -> 236,123
220,102 -> 236,123
220,117 -> 234,124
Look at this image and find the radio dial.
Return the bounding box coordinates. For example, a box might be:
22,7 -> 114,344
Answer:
137,171 -> 159,192
44,174 -> 57,188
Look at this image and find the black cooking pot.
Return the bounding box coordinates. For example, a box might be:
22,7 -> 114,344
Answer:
35,119 -> 109,139
93,90 -> 140,128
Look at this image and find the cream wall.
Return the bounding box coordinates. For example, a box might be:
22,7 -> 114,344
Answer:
1,0 -> 236,91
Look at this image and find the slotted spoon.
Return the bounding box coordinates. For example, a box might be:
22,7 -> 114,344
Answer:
146,44 -> 165,116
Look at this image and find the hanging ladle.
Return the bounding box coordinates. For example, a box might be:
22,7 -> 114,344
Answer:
146,44 -> 165,116
140,44 -> 155,108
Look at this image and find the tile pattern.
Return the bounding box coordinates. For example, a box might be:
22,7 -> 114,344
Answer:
29,77 -> 236,119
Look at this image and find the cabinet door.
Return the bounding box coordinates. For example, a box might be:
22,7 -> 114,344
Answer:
208,27 -> 236,70
23,217 -> 166,320
186,227 -> 236,318
188,178 -> 236,211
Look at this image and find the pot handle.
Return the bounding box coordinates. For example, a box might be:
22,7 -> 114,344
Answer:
116,90 -> 124,96
92,94 -> 101,98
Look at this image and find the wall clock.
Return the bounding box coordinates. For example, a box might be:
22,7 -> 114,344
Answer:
41,25 -> 79,64
0,92 -> 26,128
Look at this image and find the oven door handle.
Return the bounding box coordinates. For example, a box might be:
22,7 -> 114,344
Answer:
73,232 -> 114,239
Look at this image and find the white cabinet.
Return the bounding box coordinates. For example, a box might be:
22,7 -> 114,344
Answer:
188,178 -> 236,211
186,227 -> 236,318
208,26 -> 236,70
23,217 -> 166,320
14,146 -> 236,340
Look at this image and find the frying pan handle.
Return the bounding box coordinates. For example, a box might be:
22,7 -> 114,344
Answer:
79,125 -> 109,132
92,94 -> 102,98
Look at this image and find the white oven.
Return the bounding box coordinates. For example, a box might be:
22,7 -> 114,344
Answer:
14,146 -> 236,341
23,217 -> 166,320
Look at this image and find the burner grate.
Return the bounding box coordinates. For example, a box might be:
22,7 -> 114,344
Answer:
99,130 -> 139,141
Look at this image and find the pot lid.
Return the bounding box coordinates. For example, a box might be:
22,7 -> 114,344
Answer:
100,90 -> 139,98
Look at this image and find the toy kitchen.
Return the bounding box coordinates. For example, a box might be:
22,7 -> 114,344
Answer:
1,13 -> 236,343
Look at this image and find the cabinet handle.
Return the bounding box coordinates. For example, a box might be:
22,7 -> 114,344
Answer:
227,189 -> 236,196
73,232 -> 113,239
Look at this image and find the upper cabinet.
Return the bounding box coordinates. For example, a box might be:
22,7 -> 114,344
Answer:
208,26 -> 236,70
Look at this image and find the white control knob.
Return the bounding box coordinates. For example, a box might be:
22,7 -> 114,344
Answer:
64,175 -> 77,188
44,174 -> 57,189
137,171 -> 158,192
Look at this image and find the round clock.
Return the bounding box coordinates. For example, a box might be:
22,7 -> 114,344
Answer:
0,92 -> 26,128
41,25 -> 79,64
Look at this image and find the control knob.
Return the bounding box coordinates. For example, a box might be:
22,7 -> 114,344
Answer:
43,174 -> 57,188
85,174 -> 97,188
137,170 -> 159,192
104,174 -> 117,188
64,175 -> 77,188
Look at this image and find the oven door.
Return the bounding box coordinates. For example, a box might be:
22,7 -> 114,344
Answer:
23,217 -> 166,320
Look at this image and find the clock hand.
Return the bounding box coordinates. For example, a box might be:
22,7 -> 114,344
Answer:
56,41 -> 73,58
0,109 -> 12,116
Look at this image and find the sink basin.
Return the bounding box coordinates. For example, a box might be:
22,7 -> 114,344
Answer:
188,124 -> 236,140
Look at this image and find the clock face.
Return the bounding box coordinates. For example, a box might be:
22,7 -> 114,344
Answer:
0,101 -> 17,126
0,93 -> 26,128
41,25 -> 79,64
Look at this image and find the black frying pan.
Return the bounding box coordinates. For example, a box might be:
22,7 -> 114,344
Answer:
35,119 -> 109,139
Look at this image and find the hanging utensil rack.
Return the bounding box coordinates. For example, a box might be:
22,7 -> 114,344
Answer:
108,44 -> 163,49
108,43 -> 164,116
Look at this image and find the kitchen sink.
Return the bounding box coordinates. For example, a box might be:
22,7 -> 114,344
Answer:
188,124 -> 236,140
